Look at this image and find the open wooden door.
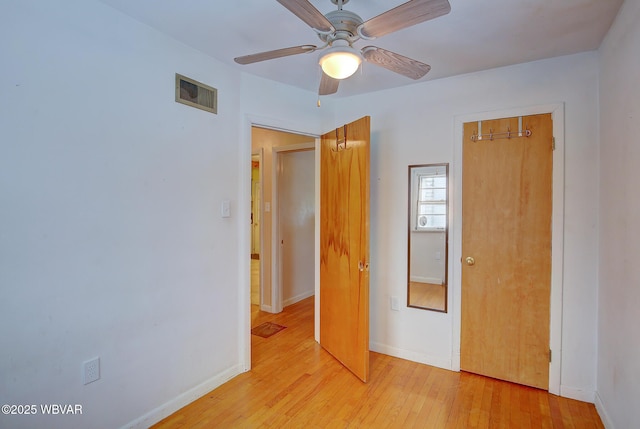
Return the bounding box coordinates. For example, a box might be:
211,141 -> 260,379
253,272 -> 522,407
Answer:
319,116 -> 370,382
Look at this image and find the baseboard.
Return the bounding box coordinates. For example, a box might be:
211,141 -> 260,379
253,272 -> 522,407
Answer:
410,276 -> 443,285
559,385 -> 596,403
370,341 -> 452,370
594,391 -> 614,429
121,364 -> 244,429
283,290 -> 314,308
260,304 -> 273,313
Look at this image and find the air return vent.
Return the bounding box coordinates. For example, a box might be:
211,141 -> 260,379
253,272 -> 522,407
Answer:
175,73 -> 217,114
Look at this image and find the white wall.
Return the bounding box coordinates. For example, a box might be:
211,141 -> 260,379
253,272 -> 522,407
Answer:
410,231 -> 446,284
0,1 -> 322,428
279,150 -> 316,307
335,52 -> 600,397
597,0 -> 640,427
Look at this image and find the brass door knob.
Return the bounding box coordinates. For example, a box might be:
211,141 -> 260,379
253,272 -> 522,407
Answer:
465,257 -> 475,266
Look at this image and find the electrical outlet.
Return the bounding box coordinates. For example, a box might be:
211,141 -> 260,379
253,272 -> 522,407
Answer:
221,200 -> 231,218
83,357 -> 100,385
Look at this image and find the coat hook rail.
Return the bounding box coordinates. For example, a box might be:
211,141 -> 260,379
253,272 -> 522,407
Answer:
471,128 -> 532,141
470,117 -> 532,141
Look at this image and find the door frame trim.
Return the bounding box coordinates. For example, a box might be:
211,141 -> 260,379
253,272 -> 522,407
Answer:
240,114 -> 320,372
452,103 -> 565,395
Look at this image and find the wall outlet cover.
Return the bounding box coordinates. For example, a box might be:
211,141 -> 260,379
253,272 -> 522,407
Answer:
83,357 -> 100,385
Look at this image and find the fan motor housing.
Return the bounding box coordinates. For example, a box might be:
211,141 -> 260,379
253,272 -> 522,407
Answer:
318,9 -> 363,44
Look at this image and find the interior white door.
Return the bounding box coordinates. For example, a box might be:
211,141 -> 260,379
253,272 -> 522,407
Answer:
278,149 -> 315,307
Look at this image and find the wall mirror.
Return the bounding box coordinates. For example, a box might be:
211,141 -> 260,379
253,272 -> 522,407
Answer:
408,163 -> 448,312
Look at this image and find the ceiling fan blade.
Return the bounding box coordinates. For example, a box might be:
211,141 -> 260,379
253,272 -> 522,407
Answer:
359,0 -> 451,39
234,45 -> 317,65
276,0 -> 335,33
319,72 -> 339,96
362,46 -> 431,80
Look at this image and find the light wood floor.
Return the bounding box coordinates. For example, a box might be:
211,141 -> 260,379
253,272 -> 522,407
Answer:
152,297 -> 603,428
409,281 -> 446,311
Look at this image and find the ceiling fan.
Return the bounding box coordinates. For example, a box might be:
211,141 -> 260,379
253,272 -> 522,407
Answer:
234,0 -> 451,96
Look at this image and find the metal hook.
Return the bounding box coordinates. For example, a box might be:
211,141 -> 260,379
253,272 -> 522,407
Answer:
332,124 -> 349,152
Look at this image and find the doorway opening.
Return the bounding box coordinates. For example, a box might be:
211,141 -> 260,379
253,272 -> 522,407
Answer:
250,126 -> 317,366
245,118 -> 372,383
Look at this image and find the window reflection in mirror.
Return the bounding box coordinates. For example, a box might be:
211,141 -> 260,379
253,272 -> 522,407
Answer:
408,164 -> 448,312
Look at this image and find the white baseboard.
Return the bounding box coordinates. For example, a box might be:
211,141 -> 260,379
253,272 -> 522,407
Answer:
121,364 -> 244,429
260,304 -> 273,313
594,391 -> 614,429
283,290 -> 314,308
559,385 -> 596,403
370,341 -> 452,370
410,276 -> 443,285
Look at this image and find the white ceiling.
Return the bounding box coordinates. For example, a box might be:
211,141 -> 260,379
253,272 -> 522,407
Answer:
98,0 -> 623,98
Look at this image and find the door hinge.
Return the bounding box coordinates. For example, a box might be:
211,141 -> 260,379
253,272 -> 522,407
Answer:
552,137 -> 556,151
549,349 -> 552,363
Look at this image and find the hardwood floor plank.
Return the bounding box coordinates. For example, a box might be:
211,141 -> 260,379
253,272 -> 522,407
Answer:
358,360 -> 410,427
536,388 -> 554,429
380,363 -> 422,428
477,374 -> 494,428
401,364 -> 437,428
464,373 -> 486,428
152,296 -> 604,428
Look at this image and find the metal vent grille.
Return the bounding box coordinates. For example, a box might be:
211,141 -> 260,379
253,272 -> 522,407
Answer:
175,74 -> 217,114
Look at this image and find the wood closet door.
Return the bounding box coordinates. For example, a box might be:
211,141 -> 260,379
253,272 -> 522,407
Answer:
461,114 -> 553,389
320,116 -> 370,382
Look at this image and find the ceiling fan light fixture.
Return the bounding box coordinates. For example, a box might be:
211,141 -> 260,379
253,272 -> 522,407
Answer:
319,44 -> 362,80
